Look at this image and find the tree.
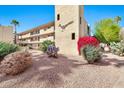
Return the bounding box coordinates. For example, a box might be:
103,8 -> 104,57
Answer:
114,16 -> 122,24
11,19 -> 19,44
94,18 -> 121,43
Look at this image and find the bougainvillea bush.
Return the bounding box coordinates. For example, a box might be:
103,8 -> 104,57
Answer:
77,36 -> 99,54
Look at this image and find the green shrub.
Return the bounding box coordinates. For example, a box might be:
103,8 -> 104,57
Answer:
110,40 -> 124,56
0,42 -> 20,57
82,45 -> 102,64
94,18 -> 121,44
39,40 -> 55,53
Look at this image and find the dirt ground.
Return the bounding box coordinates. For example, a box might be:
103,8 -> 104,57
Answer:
0,50 -> 124,88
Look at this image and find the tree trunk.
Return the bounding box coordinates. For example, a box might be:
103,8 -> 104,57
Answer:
14,25 -> 17,44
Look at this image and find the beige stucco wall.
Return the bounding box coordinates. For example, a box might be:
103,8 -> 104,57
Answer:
20,33 -> 30,39
0,26 -> 13,43
79,6 -> 89,37
55,5 -> 80,55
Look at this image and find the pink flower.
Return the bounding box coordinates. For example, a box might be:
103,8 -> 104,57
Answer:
77,36 -> 99,54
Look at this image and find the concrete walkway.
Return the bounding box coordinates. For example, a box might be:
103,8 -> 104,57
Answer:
0,50 -> 124,88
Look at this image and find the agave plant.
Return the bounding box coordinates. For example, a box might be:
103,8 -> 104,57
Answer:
82,45 -> 102,64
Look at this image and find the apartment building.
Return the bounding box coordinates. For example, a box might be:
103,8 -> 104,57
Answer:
0,26 -> 13,43
18,5 -> 89,55
18,22 -> 55,49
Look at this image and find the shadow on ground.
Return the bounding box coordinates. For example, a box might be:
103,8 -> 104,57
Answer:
0,53 -> 84,87
0,53 -> 124,87
92,54 -> 124,68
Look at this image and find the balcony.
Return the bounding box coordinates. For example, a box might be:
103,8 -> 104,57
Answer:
18,40 -> 29,44
40,36 -> 54,42
19,30 -> 54,39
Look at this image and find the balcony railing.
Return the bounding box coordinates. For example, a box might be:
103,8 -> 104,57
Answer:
19,30 -> 54,39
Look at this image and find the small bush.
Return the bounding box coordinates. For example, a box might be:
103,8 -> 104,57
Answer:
110,40 -> 124,56
0,51 -> 32,75
82,45 -> 102,64
46,45 -> 59,58
0,42 -> 20,57
77,36 -> 99,54
39,40 -> 55,53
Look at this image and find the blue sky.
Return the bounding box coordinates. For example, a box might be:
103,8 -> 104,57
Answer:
0,5 -> 124,33
84,5 -> 124,34
0,5 -> 54,33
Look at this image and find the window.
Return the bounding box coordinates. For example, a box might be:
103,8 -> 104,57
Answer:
38,37 -> 40,41
30,30 -> 40,35
87,25 -> 90,36
57,14 -> 60,21
30,32 -> 33,35
72,33 -> 75,40
36,30 -> 40,34
44,28 -> 47,31
80,17 -> 81,24
30,38 -> 33,41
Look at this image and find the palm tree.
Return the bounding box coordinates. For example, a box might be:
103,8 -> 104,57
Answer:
114,16 -> 122,24
11,19 -> 19,44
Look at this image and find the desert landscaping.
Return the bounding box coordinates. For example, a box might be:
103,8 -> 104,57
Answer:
0,6 -> 124,88
0,50 -> 124,88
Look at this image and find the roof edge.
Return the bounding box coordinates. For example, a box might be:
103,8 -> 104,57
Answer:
18,21 -> 55,35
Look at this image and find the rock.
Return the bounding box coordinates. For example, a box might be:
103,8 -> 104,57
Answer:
0,51 -> 32,75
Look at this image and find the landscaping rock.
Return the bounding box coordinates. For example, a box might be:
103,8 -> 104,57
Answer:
0,51 -> 32,75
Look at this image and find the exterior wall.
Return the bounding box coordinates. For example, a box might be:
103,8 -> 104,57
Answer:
18,5 -> 89,54
0,26 -> 13,43
20,33 -> 30,39
55,5 -> 87,55
18,25 -> 55,49
79,6 -> 89,37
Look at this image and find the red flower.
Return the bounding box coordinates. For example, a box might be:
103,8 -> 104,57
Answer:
77,36 -> 99,54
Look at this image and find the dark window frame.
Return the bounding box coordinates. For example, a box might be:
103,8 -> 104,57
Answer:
80,17 -> 81,24
57,14 -> 60,21
72,33 -> 75,40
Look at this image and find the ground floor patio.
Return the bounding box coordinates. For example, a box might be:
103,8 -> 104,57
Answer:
0,50 -> 124,88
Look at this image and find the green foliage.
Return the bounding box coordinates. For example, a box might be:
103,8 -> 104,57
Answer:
114,16 -> 122,24
94,18 -> 121,43
39,40 -> 55,53
82,45 -> 102,64
110,40 -> 124,56
11,19 -> 19,26
0,42 -> 20,57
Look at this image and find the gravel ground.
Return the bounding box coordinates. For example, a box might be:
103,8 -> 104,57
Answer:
0,50 -> 124,88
